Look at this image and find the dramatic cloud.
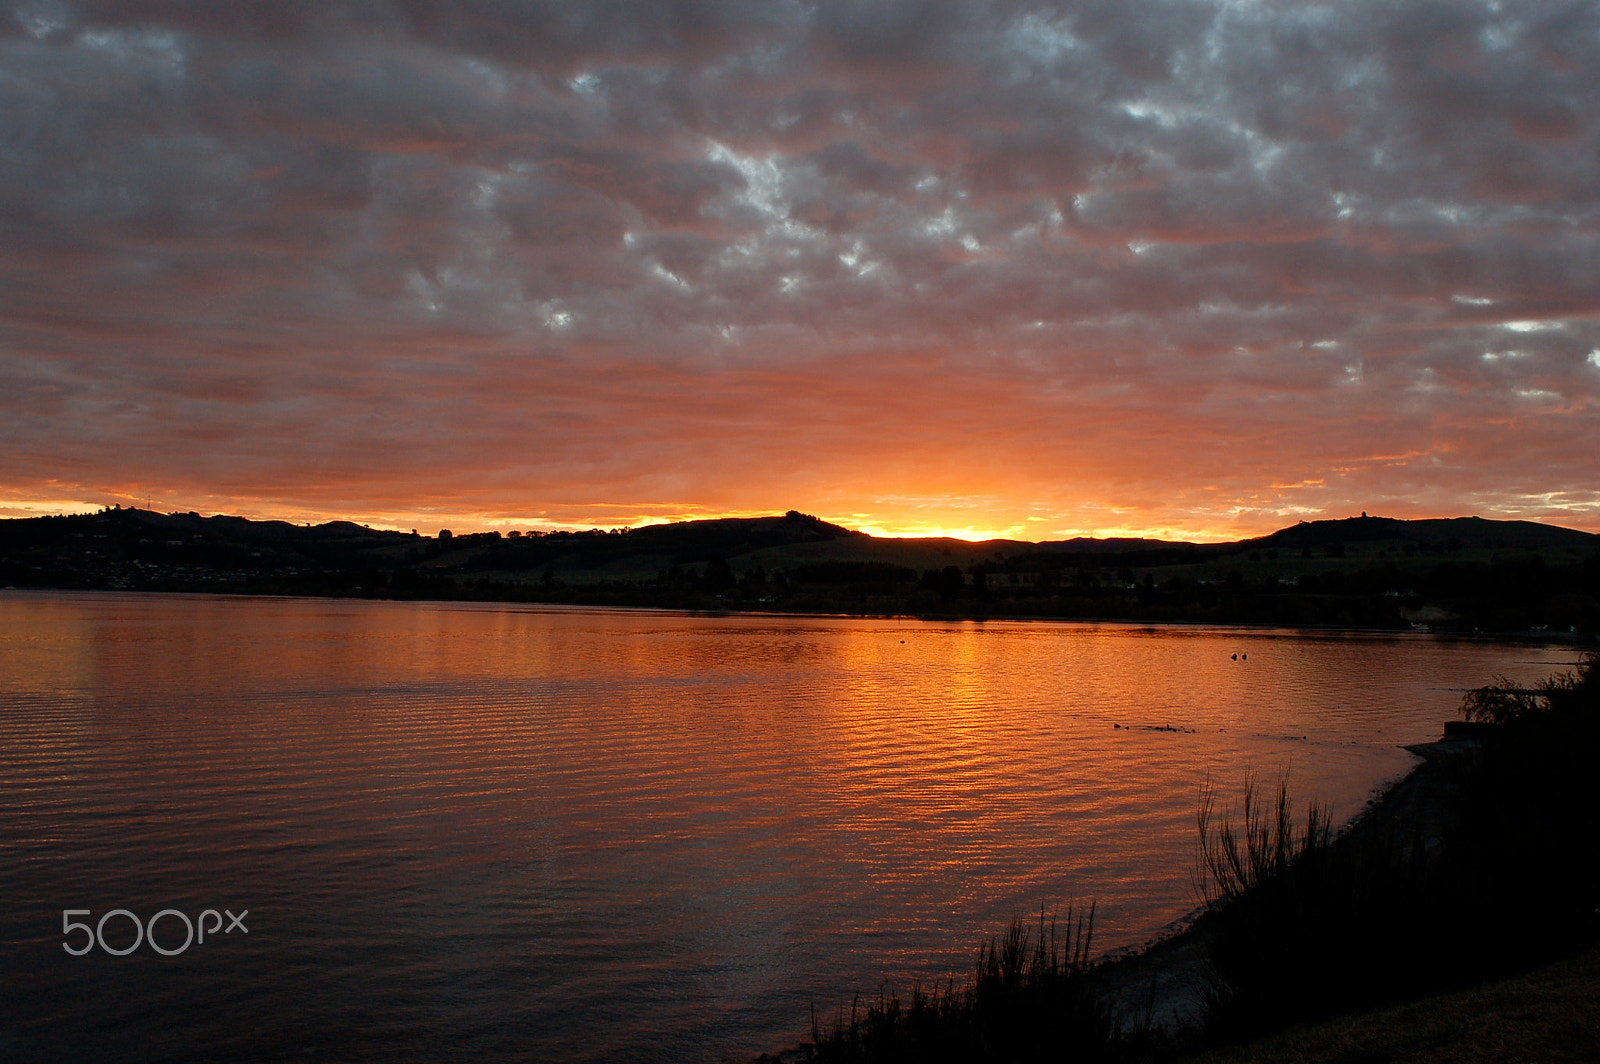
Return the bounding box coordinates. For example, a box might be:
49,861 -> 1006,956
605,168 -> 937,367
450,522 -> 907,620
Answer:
2,0 -> 1597,537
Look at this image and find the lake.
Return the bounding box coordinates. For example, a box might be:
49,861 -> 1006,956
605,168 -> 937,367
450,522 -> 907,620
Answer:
0,591 -> 1576,1062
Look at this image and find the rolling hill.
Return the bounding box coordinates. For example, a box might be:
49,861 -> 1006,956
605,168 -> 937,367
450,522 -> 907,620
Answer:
3,507 -> 1596,634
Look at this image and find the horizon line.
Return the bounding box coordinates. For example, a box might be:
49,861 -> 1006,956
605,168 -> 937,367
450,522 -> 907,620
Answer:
5,501 -> 1594,547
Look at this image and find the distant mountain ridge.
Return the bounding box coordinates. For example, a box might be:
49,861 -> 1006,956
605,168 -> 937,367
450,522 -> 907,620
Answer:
3,506 -> 1597,635
2,505 -> 1595,559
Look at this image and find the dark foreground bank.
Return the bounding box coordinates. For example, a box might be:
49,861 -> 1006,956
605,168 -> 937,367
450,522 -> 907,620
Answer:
1179,944 -> 1600,1064
769,653 -> 1600,1063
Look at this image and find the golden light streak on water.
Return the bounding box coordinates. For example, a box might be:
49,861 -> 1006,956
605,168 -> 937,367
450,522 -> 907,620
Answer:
0,591 -> 1576,1062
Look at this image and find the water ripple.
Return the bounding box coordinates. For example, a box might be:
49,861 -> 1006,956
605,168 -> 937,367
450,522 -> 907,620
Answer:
0,592 -> 1575,1063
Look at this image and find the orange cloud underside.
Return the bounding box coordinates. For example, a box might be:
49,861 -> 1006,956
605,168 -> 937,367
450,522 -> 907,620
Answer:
6,342 -> 1596,540
4,4 -> 1600,538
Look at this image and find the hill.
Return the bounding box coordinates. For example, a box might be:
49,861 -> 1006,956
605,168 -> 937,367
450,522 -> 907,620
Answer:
1251,514 -> 1596,552
1,507 -> 1596,635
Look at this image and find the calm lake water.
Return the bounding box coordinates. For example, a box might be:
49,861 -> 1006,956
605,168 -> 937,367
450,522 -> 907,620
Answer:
0,591 -> 1577,1062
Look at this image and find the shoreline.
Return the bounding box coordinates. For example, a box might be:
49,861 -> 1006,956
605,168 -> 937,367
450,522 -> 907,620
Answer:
1088,730 -> 1485,1034
3,585 -> 1588,648
755,728 -> 1486,1061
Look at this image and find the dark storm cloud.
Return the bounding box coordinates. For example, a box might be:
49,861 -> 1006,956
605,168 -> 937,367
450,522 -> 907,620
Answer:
2,0 -> 1598,534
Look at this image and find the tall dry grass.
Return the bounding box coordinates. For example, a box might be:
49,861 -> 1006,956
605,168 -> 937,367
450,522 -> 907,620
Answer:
1193,653 -> 1600,1040
805,907 -> 1147,1063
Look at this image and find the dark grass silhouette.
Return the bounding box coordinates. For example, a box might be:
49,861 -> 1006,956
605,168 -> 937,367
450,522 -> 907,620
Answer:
804,907 -> 1151,1063
792,654 -> 1598,1061
1192,653 -> 1600,1042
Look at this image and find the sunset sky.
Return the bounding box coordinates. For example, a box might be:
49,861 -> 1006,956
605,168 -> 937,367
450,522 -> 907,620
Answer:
3,1 -> 1598,541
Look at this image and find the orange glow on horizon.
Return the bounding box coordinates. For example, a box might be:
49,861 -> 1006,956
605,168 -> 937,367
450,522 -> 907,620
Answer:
7,6 -> 1600,572
0,495 -> 1273,543
9,493 -> 1597,545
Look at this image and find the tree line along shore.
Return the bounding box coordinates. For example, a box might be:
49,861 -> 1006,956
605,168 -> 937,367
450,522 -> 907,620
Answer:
4,507 -> 1598,637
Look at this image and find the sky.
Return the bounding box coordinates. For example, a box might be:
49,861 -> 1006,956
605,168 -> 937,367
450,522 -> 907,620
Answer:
2,0 -> 1598,541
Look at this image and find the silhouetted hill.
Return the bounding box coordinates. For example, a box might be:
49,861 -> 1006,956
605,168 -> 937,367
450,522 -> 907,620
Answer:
568,510 -> 860,563
1251,515 -> 1597,552
75,507 -> 412,545
2,507 -> 1596,635
1034,535 -> 1185,553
